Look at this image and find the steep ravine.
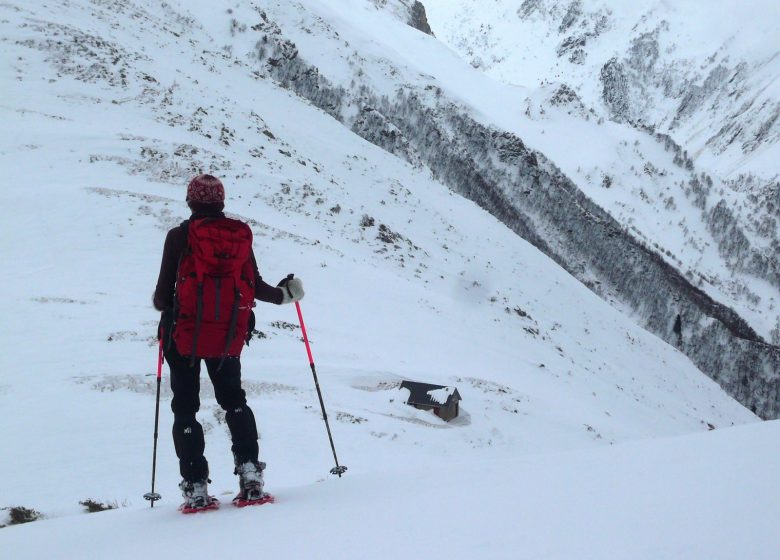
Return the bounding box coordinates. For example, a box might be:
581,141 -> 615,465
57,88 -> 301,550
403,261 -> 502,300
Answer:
253,12 -> 780,418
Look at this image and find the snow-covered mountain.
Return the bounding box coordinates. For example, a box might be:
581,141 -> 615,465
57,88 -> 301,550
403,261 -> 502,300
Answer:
423,0 -> 780,343
0,1 -> 777,556
7,1 -> 779,422
419,1 -> 780,415
425,0 -> 780,180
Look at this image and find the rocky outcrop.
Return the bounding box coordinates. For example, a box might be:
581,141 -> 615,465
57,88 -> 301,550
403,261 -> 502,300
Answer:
409,1 -> 434,36
371,0 -> 434,36
600,58 -> 631,122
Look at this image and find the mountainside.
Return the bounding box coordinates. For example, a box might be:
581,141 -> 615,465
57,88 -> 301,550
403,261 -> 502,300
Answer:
425,0 -> 780,181
238,0 -> 780,416
423,0 -> 780,343
5,1 -> 777,422
0,1 -> 774,552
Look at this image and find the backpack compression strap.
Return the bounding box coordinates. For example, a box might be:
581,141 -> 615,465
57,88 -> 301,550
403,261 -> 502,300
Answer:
216,272 -> 242,371
189,279 -> 204,367
189,219 -> 209,367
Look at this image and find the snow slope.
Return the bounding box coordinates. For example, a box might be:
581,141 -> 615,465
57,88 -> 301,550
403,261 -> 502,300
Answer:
2,421 -> 779,559
0,0 -> 770,556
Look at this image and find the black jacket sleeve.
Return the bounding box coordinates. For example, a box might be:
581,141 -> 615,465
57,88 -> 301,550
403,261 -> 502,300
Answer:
153,228 -> 183,311
251,250 -> 284,305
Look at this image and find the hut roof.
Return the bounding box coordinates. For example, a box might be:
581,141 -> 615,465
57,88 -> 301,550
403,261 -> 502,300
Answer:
399,380 -> 461,407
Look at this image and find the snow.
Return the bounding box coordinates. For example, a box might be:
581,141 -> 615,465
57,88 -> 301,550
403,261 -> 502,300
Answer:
2,421 -> 779,559
0,0 -> 775,557
426,386 -> 454,405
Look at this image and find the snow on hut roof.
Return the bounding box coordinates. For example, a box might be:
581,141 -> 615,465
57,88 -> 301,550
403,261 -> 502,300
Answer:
399,380 -> 461,407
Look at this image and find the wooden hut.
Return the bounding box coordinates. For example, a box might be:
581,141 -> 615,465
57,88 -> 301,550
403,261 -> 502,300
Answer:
399,381 -> 462,421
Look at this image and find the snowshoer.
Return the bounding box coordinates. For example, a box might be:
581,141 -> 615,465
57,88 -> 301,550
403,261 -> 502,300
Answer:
153,174 -> 304,511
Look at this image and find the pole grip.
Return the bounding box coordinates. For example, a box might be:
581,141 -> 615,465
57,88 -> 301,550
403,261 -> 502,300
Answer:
157,330 -> 164,380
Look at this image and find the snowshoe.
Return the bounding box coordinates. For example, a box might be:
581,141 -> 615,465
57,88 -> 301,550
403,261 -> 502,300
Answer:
180,496 -> 219,514
233,492 -> 274,508
179,478 -> 219,514
232,461 -> 274,507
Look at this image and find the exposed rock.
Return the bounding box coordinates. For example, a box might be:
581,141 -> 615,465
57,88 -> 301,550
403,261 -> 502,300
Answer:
600,58 -> 631,122
517,0 -> 543,19
627,30 -> 660,74
557,34 -> 587,64
370,0 -> 434,36
558,0 -> 582,33
409,1 -> 434,36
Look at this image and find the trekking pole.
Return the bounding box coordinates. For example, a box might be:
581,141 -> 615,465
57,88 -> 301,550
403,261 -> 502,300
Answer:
292,294 -> 347,477
143,330 -> 164,507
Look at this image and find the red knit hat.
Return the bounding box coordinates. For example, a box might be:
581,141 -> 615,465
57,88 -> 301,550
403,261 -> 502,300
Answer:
186,174 -> 225,204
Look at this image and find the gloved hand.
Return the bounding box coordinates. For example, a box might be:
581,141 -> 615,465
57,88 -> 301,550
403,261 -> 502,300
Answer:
277,274 -> 305,304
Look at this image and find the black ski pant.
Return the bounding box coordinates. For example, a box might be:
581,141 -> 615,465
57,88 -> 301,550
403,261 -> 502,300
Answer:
164,344 -> 259,482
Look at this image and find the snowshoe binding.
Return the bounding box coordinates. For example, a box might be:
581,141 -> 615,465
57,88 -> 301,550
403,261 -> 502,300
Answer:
233,461 -> 274,507
179,478 -> 219,513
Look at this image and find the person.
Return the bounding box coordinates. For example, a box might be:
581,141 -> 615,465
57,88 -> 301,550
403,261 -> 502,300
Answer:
153,174 -> 304,510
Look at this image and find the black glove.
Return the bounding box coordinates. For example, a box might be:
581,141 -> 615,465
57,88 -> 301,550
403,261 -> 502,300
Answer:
245,310 -> 256,345
158,309 -> 173,340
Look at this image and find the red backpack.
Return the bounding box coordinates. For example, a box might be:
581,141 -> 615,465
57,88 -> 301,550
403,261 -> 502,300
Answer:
173,217 -> 255,365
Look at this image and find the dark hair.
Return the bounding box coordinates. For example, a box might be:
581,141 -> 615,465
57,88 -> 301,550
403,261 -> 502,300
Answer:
187,200 -> 225,214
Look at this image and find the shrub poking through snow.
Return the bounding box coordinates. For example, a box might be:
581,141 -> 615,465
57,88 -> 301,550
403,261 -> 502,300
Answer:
79,499 -> 118,513
1,506 -> 43,527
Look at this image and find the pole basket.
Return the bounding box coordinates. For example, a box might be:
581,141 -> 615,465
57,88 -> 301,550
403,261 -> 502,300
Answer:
330,465 -> 348,476
143,492 -> 162,503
